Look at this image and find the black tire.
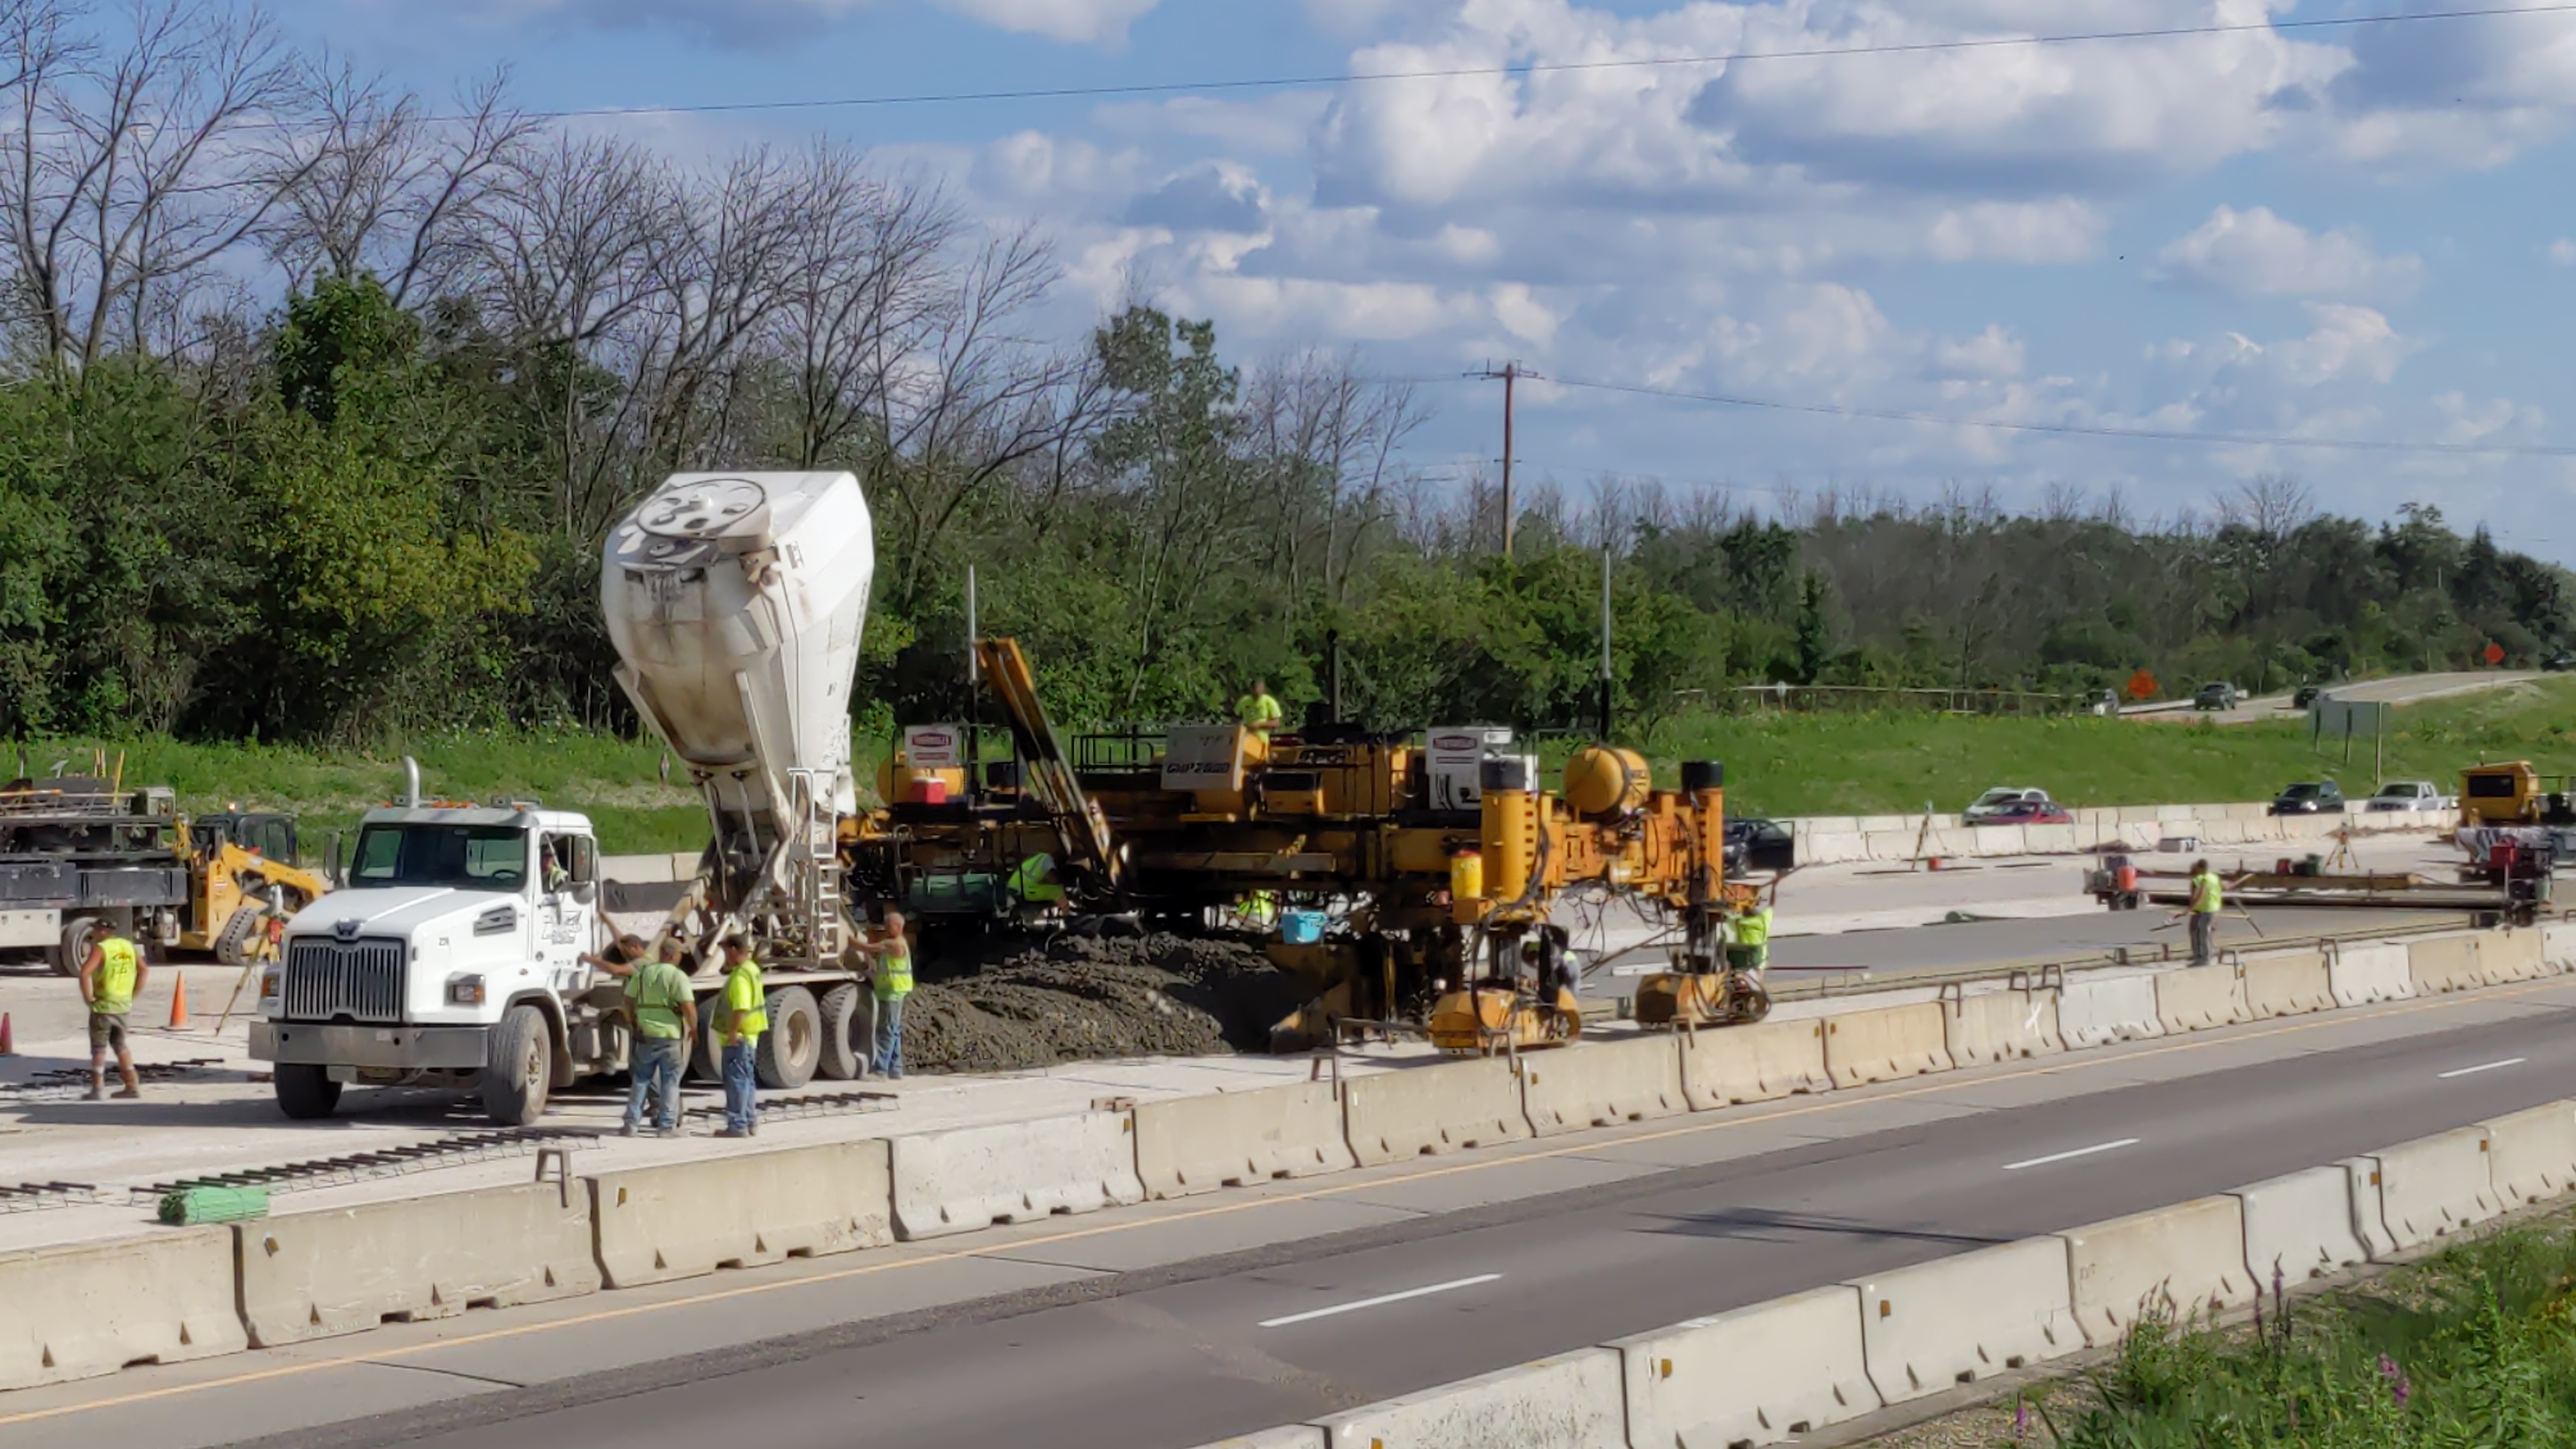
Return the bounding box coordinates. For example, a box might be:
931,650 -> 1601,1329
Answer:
273,1062 -> 341,1119
52,914 -> 101,977
689,1003 -> 725,1084
756,986 -> 822,1089
818,984 -> 866,1081
480,1004 -> 551,1126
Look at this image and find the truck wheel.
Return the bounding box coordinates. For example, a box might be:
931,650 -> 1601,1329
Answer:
273,1062 -> 342,1119
481,1004 -> 551,1126
689,1007 -> 726,1084
51,914 -> 101,977
757,986 -> 821,1090
818,984 -> 865,1080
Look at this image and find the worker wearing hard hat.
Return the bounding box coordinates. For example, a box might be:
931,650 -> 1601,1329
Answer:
1237,678 -> 1285,743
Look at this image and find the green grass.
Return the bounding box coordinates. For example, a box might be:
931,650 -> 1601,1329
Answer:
22,677 -> 2574,856
2029,1220 -> 2576,1448
1643,676 -> 2576,819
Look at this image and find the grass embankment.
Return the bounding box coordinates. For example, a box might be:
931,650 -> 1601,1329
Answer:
22,677 -> 2575,857
2009,1222 -> 2576,1447
1647,676 -> 2576,820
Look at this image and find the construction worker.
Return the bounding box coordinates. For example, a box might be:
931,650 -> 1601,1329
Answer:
622,947 -> 698,1138
854,910 -> 916,1080
715,935 -> 767,1138
1009,853 -> 1064,916
2183,858 -> 2224,966
77,925 -> 147,1101
1236,677 -> 1285,742
1726,898 -> 1774,983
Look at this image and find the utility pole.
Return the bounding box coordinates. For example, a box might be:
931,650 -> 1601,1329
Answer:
1469,361 -> 1536,559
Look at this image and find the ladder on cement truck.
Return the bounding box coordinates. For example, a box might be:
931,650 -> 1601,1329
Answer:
976,637 -> 1126,896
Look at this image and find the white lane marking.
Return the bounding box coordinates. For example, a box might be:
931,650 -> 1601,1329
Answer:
1259,1274 -> 1503,1328
2002,1138 -> 2141,1172
2439,1057 -> 2526,1080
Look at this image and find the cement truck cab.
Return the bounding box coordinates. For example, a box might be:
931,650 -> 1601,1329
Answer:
252,801 -> 602,1125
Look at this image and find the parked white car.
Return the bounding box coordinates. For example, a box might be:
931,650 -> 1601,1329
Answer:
2365,780 -> 2455,814
1964,786 -> 2055,824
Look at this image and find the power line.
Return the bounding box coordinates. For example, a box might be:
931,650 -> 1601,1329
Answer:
1522,374 -> 2576,459
490,4 -> 2576,123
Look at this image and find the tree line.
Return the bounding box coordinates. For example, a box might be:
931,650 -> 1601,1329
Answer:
0,1 -> 2564,750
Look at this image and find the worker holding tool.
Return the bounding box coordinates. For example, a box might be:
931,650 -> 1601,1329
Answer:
622,947 -> 698,1137
1009,853 -> 1064,919
1237,677 -> 1285,744
1726,893 -> 1775,985
715,935 -> 766,1138
78,925 -> 147,1101
2182,858 -> 2224,965
854,911 -> 916,1080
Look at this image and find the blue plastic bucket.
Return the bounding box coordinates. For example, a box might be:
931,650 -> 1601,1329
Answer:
1279,908 -> 1326,944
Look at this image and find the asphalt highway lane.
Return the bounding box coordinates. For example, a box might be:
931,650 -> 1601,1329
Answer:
121,976 -> 2576,1449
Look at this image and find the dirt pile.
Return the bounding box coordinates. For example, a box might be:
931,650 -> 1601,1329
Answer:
902,931 -> 1313,1075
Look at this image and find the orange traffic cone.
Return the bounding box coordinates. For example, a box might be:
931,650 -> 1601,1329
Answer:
0,1012 -> 13,1055
167,974 -> 189,1031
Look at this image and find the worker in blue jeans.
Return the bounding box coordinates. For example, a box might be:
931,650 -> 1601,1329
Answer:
854,910 -> 915,1079
715,935 -> 767,1138
623,951 -> 698,1137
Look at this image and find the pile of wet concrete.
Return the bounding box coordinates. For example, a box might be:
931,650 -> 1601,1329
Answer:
901,930 -> 1313,1075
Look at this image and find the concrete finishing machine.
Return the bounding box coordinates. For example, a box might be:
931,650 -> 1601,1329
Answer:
252,472 -> 882,1125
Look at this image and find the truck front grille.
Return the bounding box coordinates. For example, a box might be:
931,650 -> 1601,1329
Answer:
281,938 -> 406,1023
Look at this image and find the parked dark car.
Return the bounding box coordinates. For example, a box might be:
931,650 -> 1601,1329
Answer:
1725,817 -> 1796,874
2545,651 -> 2576,673
2195,680 -> 2242,710
2293,683 -> 2324,708
1984,797 -> 2075,825
2270,781 -> 2347,815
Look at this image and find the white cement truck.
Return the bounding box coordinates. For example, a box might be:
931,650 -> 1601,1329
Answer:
252,472 -> 882,1124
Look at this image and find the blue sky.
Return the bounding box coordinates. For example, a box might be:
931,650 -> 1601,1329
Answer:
287,0 -> 2576,558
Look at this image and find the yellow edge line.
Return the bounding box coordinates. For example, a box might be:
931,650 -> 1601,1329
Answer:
3,974 -> 2563,1429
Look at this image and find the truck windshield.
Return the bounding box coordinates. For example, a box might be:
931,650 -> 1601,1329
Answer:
350,824 -> 527,890
2467,775 -> 2519,799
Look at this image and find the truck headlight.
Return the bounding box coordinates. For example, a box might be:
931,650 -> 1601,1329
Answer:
259,967 -> 282,1001
447,974 -> 487,1006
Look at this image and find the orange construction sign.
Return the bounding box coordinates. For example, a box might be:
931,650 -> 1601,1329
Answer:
2485,641 -> 2506,666
2124,669 -> 2158,702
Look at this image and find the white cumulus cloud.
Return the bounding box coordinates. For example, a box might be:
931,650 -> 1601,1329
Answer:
2155,206 -> 2421,302
933,0 -> 1159,43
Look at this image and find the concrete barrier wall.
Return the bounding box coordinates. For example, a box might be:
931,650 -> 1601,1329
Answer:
1520,1037 -> 1685,1137
1188,1432 -> 1326,1449
2154,962 -> 2250,1032
2547,922 -> 2576,972
891,1112 -> 1144,1241
2481,1101 -> 2576,1208
2058,973 -> 2166,1047
1135,1082 -> 1356,1200
2480,929 -> 2549,983
594,1140 -> 896,1285
2061,1196 -> 2255,1347
2232,1166 -> 2372,1287
1846,1238 -> 2081,1405
1941,990 -> 2064,1067
2241,949 -> 2334,1020
1312,1349 -> 1626,1449
1678,1019 -> 1832,1109
2409,933 -> 2486,995
238,1183 -> 599,1347
1804,832 -> 1869,866
2329,941 -> 2416,1006
1343,1059 -> 1533,1167
2342,1156 -> 2400,1259
1610,1286 -> 1878,1449
2369,1127 -> 2500,1250
0,1227 -> 245,1390
1821,1003 -> 1952,1088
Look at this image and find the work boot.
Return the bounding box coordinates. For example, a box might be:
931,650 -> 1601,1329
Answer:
714,1127 -> 749,1139
112,1086 -> 141,1100
619,1121 -> 638,1138
656,1126 -> 680,1139
83,1082 -> 103,1102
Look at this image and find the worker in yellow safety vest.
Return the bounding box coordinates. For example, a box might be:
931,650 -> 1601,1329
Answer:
1237,678 -> 1285,742
716,935 -> 767,1138
1009,854 -> 1064,916
622,947 -> 698,1138
2182,858 -> 2224,965
1725,901 -> 1774,983
854,911 -> 916,1080
79,926 -> 148,1101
